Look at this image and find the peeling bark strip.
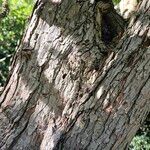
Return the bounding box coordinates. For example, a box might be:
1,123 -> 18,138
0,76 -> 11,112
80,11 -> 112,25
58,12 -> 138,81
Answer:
0,0 -> 150,149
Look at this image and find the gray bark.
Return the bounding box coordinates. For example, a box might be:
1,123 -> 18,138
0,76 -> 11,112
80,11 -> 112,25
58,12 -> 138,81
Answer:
0,0 -> 149,150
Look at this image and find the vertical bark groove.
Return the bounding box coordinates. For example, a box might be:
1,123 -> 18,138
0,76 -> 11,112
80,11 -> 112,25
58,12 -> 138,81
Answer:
0,0 -> 149,149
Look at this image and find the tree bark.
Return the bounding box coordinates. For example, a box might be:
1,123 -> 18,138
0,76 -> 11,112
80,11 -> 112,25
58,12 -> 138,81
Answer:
0,0 -> 149,150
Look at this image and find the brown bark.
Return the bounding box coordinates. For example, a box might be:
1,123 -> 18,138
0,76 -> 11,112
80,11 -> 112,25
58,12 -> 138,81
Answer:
0,0 -> 149,149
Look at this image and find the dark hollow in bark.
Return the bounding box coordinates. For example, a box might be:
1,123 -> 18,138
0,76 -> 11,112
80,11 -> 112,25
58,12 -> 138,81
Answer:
0,0 -> 149,150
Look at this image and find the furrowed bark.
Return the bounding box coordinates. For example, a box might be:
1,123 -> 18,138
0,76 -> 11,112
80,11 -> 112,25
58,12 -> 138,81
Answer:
0,0 -> 149,149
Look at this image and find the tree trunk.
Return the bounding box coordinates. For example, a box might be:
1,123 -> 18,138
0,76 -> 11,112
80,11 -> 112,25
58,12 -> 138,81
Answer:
0,0 -> 149,149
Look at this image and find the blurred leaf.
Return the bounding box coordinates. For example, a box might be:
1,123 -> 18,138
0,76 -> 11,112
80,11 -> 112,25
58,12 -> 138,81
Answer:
113,0 -> 121,5
0,0 -> 34,86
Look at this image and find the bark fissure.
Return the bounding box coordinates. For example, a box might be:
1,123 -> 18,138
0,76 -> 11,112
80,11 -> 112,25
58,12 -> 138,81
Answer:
0,0 -> 149,149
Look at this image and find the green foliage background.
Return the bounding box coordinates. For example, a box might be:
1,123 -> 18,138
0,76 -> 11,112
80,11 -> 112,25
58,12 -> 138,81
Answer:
0,0 -> 149,149
0,0 -> 34,86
